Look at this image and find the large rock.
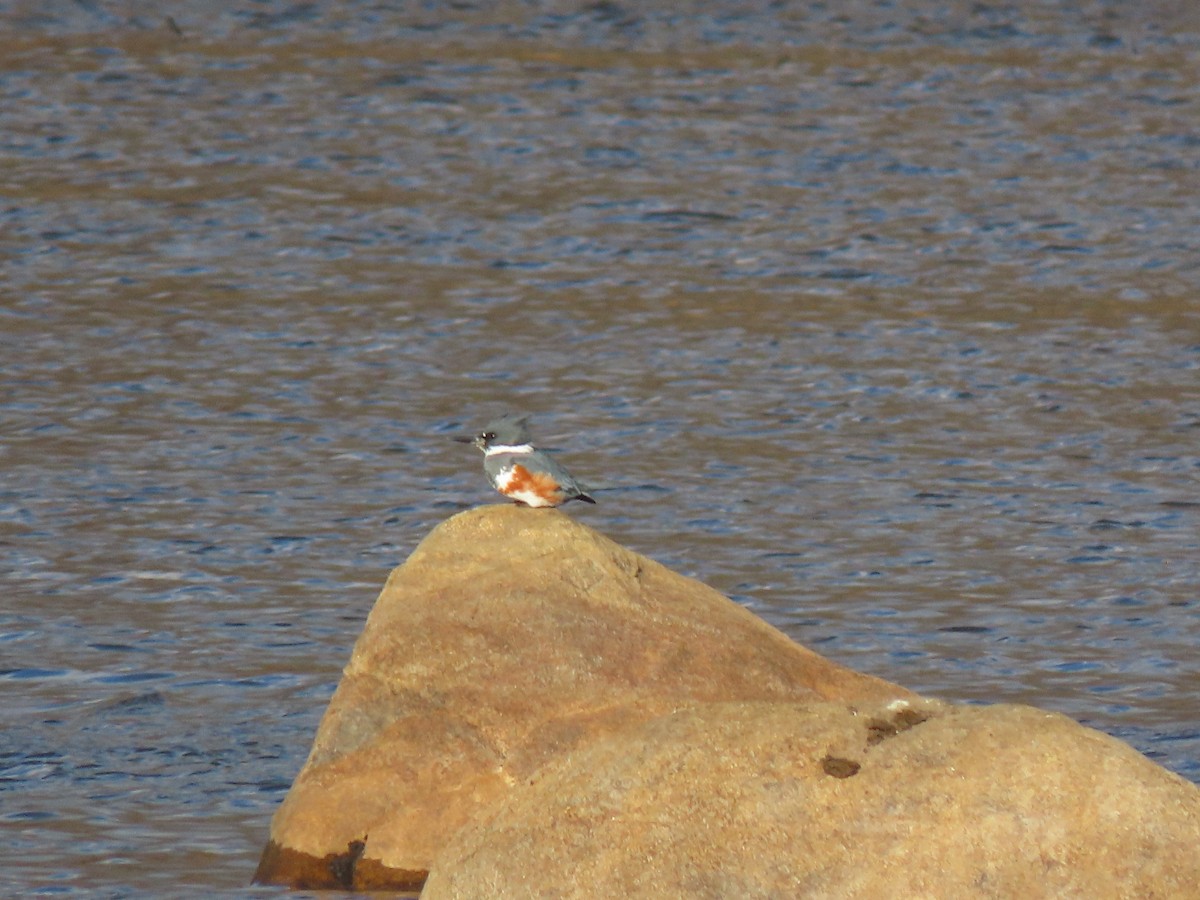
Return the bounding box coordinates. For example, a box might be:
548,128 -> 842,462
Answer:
254,505 -> 910,890
423,699 -> 1200,899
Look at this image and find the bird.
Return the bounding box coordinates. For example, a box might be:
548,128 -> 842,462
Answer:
455,414 -> 596,508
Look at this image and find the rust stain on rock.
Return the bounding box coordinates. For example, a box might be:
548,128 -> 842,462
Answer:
821,755 -> 862,778
865,705 -> 931,745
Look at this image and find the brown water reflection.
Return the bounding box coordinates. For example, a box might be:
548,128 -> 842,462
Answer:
2,4 -> 1198,895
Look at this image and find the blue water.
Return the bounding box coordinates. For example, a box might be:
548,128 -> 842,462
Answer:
2,3 -> 1199,895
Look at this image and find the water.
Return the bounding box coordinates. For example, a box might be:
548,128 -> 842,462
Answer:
2,3 -> 1199,895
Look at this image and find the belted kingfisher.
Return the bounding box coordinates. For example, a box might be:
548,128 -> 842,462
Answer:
455,414 -> 596,508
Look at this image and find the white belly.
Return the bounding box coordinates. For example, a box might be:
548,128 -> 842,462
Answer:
504,489 -> 558,508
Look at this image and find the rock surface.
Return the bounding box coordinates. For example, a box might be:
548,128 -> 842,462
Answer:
423,699 -> 1200,899
253,504 -> 911,890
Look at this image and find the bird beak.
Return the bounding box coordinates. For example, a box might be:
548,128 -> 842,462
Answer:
452,435 -> 474,444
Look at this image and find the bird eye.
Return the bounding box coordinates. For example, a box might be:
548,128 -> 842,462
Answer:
483,432 -> 496,441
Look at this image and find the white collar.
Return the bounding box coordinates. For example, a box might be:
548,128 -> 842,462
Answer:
484,443 -> 534,456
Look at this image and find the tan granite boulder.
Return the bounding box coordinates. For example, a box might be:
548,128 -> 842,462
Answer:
423,699 -> 1200,899
253,505 -> 911,890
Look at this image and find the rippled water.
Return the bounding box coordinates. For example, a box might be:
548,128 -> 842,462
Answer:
3,3 -> 1199,895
